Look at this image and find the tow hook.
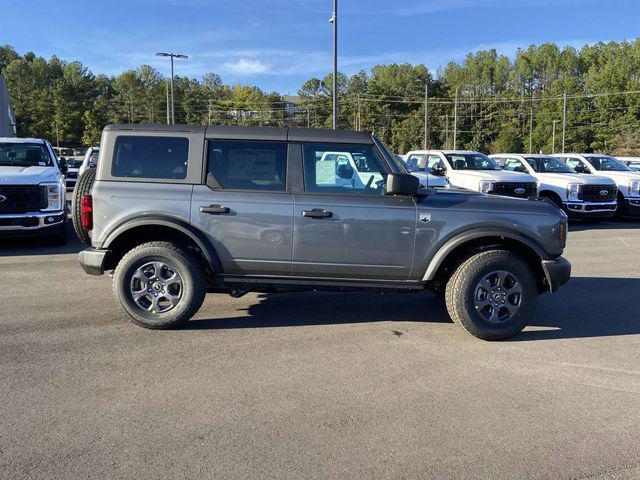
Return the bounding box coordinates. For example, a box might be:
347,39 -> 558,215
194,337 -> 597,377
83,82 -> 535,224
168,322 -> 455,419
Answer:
229,289 -> 249,298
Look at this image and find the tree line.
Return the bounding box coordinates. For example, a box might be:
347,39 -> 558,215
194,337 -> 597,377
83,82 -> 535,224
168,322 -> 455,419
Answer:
1,39 -> 639,155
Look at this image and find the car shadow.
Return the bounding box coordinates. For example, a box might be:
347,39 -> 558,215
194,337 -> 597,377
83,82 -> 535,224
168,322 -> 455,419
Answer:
0,221 -> 83,257
568,217 -> 640,232
186,277 -> 640,341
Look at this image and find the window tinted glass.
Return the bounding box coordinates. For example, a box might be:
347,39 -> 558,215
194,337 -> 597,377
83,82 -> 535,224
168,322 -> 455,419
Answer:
500,158 -> 528,172
525,156 -> 574,173
584,156 -> 630,172
208,140 -> 287,191
112,136 -> 188,179
303,144 -> 387,195
445,153 -> 499,170
0,143 -> 52,167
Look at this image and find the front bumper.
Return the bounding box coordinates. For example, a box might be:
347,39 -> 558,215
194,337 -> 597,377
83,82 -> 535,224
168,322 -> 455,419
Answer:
625,198 -> 640,217
564,201 -> 617,218
541,257 -> 571,293
79,248 -> 109,276
0,211 -> 66,235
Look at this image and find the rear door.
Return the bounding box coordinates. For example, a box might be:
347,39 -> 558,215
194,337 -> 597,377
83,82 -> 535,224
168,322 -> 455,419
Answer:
292,142 -> 416,281
191,136 -> 293,276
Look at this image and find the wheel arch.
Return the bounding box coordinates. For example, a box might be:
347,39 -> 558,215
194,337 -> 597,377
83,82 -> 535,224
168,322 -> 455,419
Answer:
101,216 -> 222,274
423,229 -> 548,289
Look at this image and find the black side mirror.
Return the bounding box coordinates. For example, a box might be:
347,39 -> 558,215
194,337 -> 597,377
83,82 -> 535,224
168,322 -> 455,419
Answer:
432,164 -> 447,176
385,173 -> 420,196
58,157 -> 68,174
337,163 -> 354,179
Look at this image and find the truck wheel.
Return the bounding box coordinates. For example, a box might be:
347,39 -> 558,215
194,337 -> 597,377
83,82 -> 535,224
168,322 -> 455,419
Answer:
445,250 -> 538,340
113,241 -> 206,329
71,168 -> 96,245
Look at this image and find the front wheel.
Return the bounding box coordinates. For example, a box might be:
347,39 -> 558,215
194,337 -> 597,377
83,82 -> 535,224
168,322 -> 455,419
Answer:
113,241 -> 206,329
445,250 -> 538,340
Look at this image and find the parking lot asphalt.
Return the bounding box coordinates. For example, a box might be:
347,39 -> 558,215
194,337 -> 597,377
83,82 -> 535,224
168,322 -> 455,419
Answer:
1,219 -> 640,480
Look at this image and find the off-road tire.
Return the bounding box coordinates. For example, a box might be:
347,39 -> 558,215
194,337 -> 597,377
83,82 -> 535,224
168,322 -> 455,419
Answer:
71,168 -> 96,245
113,241 -> 206,329
445,250 -> 538,340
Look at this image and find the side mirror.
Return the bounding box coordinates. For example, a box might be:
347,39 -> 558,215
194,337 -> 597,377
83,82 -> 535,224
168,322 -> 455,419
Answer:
337,163 -> 354,179
385,173 -> 420,196
432,165 -> 447,176
58,157 -> 68,174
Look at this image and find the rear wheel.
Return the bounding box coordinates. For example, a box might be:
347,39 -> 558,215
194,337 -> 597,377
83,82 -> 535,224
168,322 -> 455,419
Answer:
71,168 -> 96,245
113,241 -> 206,329
445,250 -> 538,340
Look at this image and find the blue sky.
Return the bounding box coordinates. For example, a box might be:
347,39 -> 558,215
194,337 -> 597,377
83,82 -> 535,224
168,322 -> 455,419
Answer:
1,0 -> 638,94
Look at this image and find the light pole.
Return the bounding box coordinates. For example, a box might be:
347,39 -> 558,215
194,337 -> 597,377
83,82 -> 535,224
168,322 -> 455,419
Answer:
329,0 -> 338,130
155,52 -> 188,125
552,120 -> 558,154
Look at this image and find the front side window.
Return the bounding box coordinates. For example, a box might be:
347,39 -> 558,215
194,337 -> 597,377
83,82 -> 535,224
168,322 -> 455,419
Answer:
207,140 -> 287,191
584,156 -> 630,172
564,157 -> 589,173
427,155 -> 445,172
111,136 -> 188,179
406,154 -> 426,171
445,153 -> 500,171
0,142 -> 52,167
303,144 -> 388,195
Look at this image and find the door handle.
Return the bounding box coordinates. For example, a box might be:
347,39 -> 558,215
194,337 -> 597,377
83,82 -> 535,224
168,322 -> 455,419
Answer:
302,208 -> 333,219
200,204 -> 230,214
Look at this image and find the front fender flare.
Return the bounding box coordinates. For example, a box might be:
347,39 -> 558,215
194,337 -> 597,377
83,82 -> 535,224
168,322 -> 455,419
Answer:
422,228 -> 548,281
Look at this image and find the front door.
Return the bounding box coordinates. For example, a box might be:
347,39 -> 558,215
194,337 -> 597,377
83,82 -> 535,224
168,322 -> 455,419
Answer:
191,139 -> 293,275
292,142 -> 416,281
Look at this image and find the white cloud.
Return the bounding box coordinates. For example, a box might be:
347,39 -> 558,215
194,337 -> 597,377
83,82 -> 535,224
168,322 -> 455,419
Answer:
223,58 -> 269,74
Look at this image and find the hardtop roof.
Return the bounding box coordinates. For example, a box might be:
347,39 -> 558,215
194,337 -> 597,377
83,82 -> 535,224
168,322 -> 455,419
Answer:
104,124 -> 374,144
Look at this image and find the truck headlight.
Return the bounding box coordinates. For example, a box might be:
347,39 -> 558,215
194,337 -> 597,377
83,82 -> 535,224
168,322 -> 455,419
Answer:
629,179 -> 640,197
41,182 -> 63,211
567,183 -> 580,201
479,180 -> 494,194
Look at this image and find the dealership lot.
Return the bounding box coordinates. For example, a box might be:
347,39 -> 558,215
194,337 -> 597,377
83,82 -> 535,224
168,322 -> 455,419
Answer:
1,220 -> 640,479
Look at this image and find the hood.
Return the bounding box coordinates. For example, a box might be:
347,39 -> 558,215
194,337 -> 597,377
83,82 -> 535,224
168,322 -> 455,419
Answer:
593,170 -> 640,184
453,169 -> 537,183
0,165 -> 61,184
539,172 -> 616,185
411,171 -> 448,187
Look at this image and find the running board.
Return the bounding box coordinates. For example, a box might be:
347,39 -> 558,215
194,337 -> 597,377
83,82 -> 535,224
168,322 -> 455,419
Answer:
217,274 -> 425,292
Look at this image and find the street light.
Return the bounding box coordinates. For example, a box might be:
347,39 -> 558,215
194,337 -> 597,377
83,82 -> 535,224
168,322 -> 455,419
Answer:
155,52 -> 188,125
329,0 -> 338,130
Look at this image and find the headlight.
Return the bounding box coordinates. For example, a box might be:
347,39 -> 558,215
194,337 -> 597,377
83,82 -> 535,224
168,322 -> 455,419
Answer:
479,180 -> 494,194
41,182 -> 63,211
567,183 -> 580,201
629,179 -> 640,197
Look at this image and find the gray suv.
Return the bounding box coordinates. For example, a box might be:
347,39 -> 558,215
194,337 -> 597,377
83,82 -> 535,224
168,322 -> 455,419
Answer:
78,124 -> 571,340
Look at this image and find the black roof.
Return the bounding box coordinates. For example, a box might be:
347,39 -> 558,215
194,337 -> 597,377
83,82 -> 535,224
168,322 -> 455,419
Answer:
104,124 -> 373,144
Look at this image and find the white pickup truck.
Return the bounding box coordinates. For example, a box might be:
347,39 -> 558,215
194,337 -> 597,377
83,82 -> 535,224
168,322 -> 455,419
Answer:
616,157 -> 640,172
556,154 -> 640,218
396,154 -> 448,188
489,154 -> 618,219
0,137 -> 67,243
405,150 -> 538,198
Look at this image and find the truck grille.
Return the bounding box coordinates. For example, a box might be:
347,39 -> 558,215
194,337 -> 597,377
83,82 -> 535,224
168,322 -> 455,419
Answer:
490,182 -> 538,198
578,184 -> 617,202
0,185 -> 48,214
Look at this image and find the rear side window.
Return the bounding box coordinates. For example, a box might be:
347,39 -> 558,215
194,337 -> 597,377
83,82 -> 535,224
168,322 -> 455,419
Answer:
207,140 -> 287,191
111,136 -> 189,179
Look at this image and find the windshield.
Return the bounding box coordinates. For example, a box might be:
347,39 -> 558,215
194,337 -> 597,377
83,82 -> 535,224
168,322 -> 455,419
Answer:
446,153 -> 499,170
372,136 -> 409,174
397,156 -> 414,172
627,161 -> 640,171
525,156 -> 575,173
0,142 -> 52,167
584,156 -> 631,172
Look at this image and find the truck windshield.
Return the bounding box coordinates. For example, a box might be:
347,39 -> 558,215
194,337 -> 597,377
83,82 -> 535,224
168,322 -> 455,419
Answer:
585,156 -> 631,172
525,156 -> 575,173
446,153 -> 499,170
0,142 -> 52,167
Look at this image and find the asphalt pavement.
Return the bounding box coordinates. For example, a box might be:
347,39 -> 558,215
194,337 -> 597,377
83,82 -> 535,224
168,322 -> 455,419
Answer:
1,219 -> 640,479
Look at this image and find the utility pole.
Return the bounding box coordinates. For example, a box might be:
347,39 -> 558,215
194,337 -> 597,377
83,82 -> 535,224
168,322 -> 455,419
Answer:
529,106 -> 534,154
155,52 -> 188,125
562,92 -> 567,153
423,82 -> 429,149
330,0 -> 338,129
453,90 -> 458,150
208,99 -> 212,125
165,81 -> 170,125
552,119 -> 558,154
445,114 -> 449,149
306,107 -> 310,128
